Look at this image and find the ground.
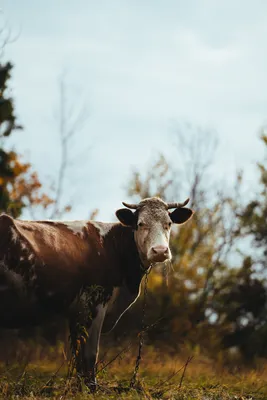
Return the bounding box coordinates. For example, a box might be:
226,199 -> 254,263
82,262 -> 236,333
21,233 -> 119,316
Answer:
0,344 -> 267,399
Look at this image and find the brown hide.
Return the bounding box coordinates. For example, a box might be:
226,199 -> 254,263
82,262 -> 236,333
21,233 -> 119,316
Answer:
13,220 -> 98,292
0,214 -> 142,328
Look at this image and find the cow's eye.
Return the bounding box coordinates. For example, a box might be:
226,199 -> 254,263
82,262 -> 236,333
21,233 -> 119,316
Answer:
168,222 -> 172,228
138,222 -> 144,228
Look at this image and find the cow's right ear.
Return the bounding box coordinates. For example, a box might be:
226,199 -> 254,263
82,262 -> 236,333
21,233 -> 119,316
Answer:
116,208 -> 135,227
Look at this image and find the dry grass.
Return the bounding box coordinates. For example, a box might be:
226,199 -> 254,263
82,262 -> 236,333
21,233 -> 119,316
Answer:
0,345 -> 267,399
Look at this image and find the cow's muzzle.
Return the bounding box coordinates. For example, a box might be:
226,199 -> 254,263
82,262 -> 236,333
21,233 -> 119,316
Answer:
148,245 -> 171,263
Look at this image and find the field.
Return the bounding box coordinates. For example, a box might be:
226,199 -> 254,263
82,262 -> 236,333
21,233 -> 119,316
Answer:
1,344 -> 267,400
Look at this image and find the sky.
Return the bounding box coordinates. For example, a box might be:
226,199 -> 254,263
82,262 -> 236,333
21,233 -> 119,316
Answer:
1,0 -> 267,221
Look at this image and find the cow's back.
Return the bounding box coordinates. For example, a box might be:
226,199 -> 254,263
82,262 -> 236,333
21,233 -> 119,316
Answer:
0,215 -> 105,326
14,220 -> 92,269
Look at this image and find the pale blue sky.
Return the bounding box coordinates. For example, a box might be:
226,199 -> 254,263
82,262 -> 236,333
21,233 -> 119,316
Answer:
1,0 -> 267,220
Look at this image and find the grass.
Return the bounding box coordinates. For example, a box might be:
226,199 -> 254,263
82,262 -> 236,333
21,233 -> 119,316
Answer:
0,345 -> 267,399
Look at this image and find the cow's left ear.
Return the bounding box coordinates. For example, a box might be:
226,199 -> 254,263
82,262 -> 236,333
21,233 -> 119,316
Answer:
169,208 -> 193,224
116,208 -> 135,227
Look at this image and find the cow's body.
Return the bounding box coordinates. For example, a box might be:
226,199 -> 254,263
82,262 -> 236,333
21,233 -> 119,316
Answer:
0,197 -> 193,389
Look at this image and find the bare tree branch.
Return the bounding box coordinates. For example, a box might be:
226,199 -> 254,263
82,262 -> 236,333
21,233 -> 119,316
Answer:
0,13 -> 21,59
49,74 -> 89,219
172,124 -> 218,209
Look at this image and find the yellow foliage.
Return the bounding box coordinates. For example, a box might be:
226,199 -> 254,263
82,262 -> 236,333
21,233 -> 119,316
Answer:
0,151 -> 54,215
148,272 -> 163,289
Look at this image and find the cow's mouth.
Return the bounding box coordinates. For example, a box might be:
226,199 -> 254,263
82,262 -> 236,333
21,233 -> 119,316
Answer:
150,255 -> 170,263
148,252 -> 171,264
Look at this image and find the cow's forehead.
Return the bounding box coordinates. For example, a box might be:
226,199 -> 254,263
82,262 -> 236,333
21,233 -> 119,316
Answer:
137,198 -> 169,221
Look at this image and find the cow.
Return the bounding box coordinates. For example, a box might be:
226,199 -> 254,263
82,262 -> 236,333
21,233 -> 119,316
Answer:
0,196 -> 193,389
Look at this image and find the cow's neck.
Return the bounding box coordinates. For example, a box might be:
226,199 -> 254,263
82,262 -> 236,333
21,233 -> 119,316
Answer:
106,223 -> 146,292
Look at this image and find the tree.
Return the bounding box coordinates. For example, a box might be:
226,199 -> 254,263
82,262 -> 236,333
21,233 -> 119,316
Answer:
120,127 -> 238,353
238,133 -> 267,267
210,256 -> 267,360
214,133 -> 267,360
0,62 -> 53,217
48,74 -> 89,219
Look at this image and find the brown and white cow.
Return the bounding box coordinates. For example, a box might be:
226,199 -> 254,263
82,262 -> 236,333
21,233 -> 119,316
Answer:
0,197 -> 193,388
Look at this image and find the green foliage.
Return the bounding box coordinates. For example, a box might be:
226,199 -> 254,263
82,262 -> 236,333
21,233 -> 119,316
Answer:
217,134 -> 267,358
0,62 -> 18,137
238,134 -> 267,253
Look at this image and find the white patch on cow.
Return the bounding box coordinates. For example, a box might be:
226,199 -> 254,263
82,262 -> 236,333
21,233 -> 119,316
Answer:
84,304 -> 107,361
90,221 -> 115,237
106,287 -> 120,314
28,253 -> 35,261
153,231 -> 170,249
97,251 -> 100,256
19,256 -> 24,261
10,227 -> 19,243
31,273 -> 37,282
134,219 -> 171,266
62,221 -> 88,236
20,242 -> 27,251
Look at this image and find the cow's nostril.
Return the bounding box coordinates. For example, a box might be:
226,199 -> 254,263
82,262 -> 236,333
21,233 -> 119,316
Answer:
152,246 -> 168,255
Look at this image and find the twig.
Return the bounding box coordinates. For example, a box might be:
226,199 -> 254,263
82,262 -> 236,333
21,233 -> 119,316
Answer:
251,383 -> 267,394
154,364 -> 185,389
38,358 -> 66,394
178,355 -> 193,389
97,317 -> 163,376
96,341 -> 133,375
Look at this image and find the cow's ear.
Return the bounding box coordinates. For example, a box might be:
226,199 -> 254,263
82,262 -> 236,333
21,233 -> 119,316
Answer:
169,208 -> 193,224
116,208 -> 135,227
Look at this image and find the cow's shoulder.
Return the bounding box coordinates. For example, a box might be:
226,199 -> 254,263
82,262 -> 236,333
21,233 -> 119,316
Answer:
0,214 -> 39,272
0,213 -> 15,228
0,213 -> 20,245
89,221 -> 117,238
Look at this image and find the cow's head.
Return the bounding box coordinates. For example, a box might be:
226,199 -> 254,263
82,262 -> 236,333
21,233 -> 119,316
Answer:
116,197 -> 193,267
